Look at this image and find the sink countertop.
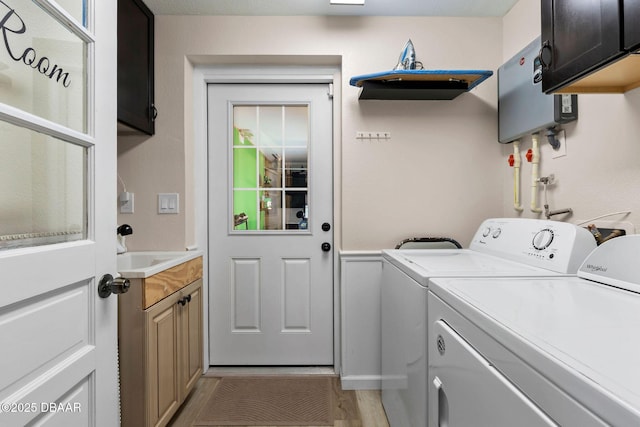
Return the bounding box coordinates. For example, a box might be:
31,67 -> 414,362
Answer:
117,250 -> 203,278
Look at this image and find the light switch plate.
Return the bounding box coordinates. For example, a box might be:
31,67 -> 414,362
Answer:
158,193 -> 179,214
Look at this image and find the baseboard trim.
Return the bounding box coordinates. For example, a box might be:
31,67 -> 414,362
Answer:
205,366 -> 337,377
340,375 -> 382,390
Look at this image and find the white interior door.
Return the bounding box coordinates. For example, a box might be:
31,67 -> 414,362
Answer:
0,1 -> 118,425
208,83 -> 334,365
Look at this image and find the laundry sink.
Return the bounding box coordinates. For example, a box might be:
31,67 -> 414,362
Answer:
117,251 -> 202,278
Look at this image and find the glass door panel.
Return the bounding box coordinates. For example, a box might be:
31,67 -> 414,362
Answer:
232,104 -> 309,232
285,147 -> 307,188
53,0 -> 89,27
0,0 -> 88,133
0,120 -> 87,250
284,106 -> 308,146
258,106 -> 282,147
260,146 -> 282,188
233,107 -> 256,146
286,190 -> 308,229
259,190 -> 282,230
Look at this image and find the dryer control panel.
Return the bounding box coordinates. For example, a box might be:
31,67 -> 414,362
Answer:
469,218 -> 596,274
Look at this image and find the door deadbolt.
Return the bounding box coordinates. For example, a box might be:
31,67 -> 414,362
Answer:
322,222 -> 331,232
98,274 -> 130,298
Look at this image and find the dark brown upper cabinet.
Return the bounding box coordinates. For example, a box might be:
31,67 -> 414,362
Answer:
540,0 -> 640,94
624,0 -> 640,50
118,0 -> 155,135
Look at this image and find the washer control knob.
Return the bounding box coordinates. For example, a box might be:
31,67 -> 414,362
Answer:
482,227 -> 491,237
492,228 -> 502,238
533,229 -> 554,250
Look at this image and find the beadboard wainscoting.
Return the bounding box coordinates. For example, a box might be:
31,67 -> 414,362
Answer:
340,251 -> 383,390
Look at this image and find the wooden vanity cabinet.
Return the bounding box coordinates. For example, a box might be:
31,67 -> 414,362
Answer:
176,279 -> 203,402
119,257 -> 203,427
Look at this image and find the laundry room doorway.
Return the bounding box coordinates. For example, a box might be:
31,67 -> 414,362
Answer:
207,82 -> 334,365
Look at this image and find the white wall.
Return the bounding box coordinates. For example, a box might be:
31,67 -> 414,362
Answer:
117,15 -> 504,250
501,0 -> 640,231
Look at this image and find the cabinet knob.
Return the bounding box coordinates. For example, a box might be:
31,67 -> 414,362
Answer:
538,40 -> 553,68
177,294 -> 192,306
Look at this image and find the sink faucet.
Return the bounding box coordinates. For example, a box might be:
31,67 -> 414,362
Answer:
117,224 -> 133,254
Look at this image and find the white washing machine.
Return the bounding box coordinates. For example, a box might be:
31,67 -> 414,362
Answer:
428,235 -> 640,426
381,218 -> 597,427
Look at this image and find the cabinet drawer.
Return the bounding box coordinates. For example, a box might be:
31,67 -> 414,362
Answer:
143,257 -> 203,309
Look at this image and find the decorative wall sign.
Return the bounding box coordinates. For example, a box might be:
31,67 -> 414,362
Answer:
0,0 -> 71,87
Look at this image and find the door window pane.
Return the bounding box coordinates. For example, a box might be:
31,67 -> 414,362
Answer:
0,0 -> 88,132
233,190 -> 256,230
232,104 -> 309,231
260,190 -> 282,230
53,0 -> 88,27
261,146 -> 282,188
286,191 -> 308,230
0,121 -> 87,250
258,106 -> 282,147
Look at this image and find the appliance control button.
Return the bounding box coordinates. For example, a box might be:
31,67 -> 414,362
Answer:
532,229 -> 554,250
492,228 -> 502,238
482,227 -> 491,237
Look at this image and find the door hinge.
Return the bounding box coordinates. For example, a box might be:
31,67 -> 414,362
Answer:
328,83 -> 334,99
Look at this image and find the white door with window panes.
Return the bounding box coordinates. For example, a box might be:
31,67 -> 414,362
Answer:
208,83 -> 334,365
0,1 -> 119,426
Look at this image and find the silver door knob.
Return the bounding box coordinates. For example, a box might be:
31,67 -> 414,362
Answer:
98,274 -> 130,298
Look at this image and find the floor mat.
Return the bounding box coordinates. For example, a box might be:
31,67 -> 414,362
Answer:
194,376 -> 334,426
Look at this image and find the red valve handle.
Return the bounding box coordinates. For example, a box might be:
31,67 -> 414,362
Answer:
526,149 -> 533,162
508,154 -> 515,167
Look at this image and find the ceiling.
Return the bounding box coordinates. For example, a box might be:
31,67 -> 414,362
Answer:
142,0 -> 520,17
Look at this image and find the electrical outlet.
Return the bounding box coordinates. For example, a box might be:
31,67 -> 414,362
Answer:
120,192 -> 134,214
551,129 -> 567,159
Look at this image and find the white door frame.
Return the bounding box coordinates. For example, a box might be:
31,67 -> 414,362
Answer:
191,64 -> 342,372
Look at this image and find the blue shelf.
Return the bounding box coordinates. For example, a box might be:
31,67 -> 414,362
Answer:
350,69 -> 493,100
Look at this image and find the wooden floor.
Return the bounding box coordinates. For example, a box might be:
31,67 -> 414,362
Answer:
167,374 -> 390,427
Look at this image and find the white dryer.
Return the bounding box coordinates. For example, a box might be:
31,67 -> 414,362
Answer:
428,235 -> 640,426
381,218 -> 596,427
